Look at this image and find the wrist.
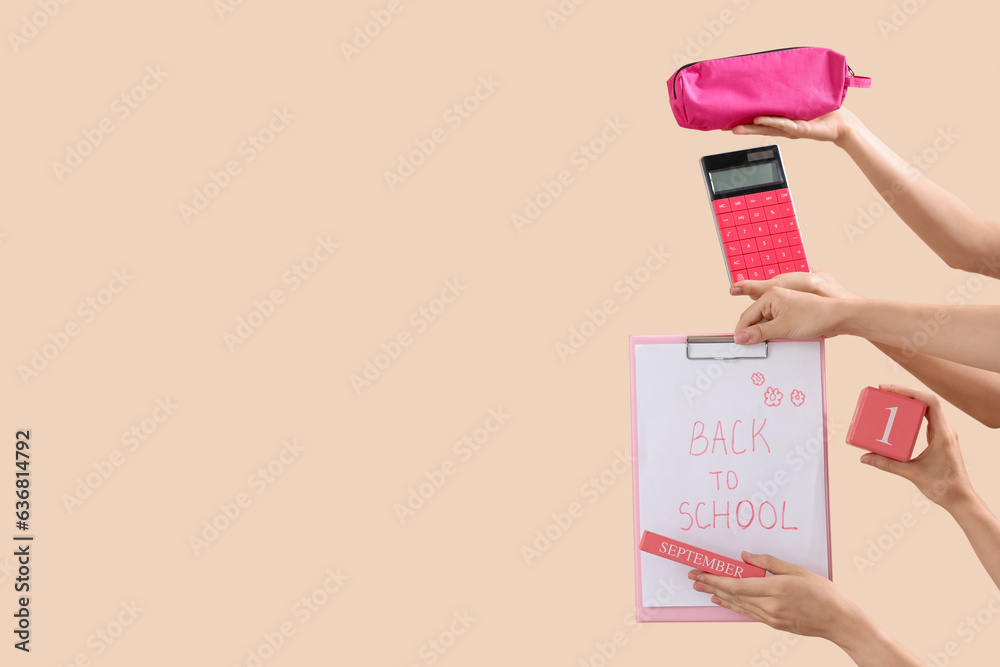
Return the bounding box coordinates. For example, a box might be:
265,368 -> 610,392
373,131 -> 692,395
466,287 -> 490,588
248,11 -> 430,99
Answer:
945,488 -> 985,520
833,109 -> 861,150
829,298 -> 861,337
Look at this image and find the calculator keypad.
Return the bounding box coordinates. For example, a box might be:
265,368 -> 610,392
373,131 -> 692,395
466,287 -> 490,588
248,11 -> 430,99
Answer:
714,188 -> 809,283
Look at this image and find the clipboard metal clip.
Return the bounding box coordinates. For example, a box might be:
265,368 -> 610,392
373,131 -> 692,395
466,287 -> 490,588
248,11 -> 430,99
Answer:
686,335 -> 768,360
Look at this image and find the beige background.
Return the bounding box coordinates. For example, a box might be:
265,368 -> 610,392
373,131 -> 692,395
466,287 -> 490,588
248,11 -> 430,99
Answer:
3,0 -> 1000,664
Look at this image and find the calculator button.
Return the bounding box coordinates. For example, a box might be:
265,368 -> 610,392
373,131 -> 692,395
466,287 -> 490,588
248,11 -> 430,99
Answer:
720,227 -> 739,242
757,236 -> 773,251
748,208 -> 767,224
789,244 -> 806,260
742,238 -> 758,253
783,217 -> 799,231
732,211 -> 750,226
775,248 -> 792,261
795,259 -> 810,272
728,256 -> 745,270
764,206 -> 783,221
748,268 -> 764,280
768,219 -> 783,234
760,190 -> 778,206
780,203 -> 794,217
787,231 -> 802,245
772,233 -> 789,247
753,222 -> 770,237
779,262 -> 797,274
724,242 -> 742,257
745,192 -> 763,207
759,250 -> 776,264
737,225 -> 754,239
717,213 -> 735,229
762,264 -> 780,279
732,269 -> 749,282
775,188 -> 791,203
713,199 -> 731,214
730,196 -> 746,211
744,252 -> 762,267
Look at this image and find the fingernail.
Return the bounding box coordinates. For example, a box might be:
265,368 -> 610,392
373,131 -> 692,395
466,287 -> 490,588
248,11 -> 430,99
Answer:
730,285 -> 743,296
710,596 -> 722,605
861,455 -> 873,465
687,571 -> 697,580
734,332 -> 749,344
742,551 -> 755,559
693,582 -> 705,592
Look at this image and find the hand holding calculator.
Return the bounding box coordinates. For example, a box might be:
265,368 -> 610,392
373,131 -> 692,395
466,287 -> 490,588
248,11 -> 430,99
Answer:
700,145 -> 811,284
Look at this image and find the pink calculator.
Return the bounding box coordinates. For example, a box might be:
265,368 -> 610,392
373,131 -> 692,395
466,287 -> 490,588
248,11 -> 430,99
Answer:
700,145 -> 811,284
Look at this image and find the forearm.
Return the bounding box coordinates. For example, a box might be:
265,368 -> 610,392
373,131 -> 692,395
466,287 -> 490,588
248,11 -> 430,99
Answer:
836,111 -> 1000,275
838,299 -> 1000,374
947,493 -> 1000,590
873,342 -> 1000,428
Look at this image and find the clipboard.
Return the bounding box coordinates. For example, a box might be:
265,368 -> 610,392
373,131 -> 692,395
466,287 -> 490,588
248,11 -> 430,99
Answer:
629,334 -> 832,622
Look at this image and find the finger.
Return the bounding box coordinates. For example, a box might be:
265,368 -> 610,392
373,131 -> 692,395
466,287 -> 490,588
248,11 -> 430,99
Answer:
735,319 -> 780,345
733,298 -> 767,341
859,452 -> 919,485
731,124 -> 795,139
742,551 -> 802,576
709,593 -> 776,625
750,116 -> 807,136
692,570 -> 772,597
731,273 -> 819,299
689,573 -> 774,620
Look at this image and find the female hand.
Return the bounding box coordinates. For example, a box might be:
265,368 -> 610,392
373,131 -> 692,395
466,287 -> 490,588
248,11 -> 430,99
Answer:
859,385 -> 975,510
731,108 -> 856,146
732,285 -> 847,344
731,269 -> 860,301
689,552 -> 866,644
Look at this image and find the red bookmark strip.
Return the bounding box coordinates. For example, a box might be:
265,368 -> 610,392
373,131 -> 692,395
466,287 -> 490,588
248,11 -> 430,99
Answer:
639,531 -> 765,578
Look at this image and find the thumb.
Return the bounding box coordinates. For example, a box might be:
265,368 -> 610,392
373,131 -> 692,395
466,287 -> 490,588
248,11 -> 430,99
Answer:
742,551 -> 800,575
860,453 -> 915,483
735,320 -> 778,345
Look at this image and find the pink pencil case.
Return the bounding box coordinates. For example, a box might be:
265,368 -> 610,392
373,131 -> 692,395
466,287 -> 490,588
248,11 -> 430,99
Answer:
667,47 -> 871,131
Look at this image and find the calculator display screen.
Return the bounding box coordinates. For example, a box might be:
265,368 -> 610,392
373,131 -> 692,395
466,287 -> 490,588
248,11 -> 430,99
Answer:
709,162 -> 782,194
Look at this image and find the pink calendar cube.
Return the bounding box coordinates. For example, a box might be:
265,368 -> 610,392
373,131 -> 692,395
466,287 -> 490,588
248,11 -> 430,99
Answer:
846,387 -> 927,462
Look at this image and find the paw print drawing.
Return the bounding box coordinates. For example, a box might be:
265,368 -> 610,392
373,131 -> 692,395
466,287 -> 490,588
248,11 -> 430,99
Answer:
764,387 -> 783,407
791,390 -> 806,407
751,372 -> 765,386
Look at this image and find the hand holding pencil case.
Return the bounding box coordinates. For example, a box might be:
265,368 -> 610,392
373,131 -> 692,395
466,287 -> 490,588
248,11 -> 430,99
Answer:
667,47 -> 871,131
